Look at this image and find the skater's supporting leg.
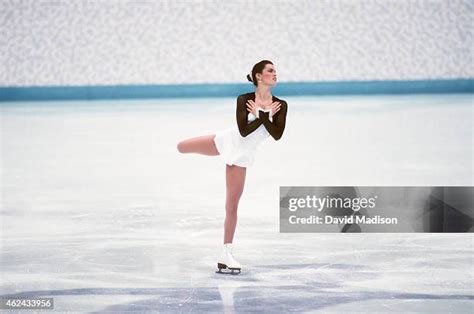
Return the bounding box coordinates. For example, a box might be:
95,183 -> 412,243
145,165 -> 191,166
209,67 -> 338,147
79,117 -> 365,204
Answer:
224,164 -> 246,244
177,134 -> 220,156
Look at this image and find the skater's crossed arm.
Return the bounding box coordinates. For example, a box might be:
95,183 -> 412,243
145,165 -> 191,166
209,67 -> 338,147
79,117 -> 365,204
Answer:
259,101 -> 287,140
236,95 -> 263,137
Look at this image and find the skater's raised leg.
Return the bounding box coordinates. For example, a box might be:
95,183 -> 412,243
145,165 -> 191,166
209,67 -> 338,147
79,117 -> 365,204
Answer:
177,134 -> 220,156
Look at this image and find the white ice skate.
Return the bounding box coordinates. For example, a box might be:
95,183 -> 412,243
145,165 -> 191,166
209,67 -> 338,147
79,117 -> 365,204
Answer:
216,243 -> 242,275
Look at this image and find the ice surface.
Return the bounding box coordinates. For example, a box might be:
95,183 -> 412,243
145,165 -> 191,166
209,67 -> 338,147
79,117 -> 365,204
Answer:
1,94 -> 473,312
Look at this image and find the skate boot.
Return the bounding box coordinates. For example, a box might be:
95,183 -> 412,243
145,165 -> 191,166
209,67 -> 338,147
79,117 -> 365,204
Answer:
216,243 -> 242,274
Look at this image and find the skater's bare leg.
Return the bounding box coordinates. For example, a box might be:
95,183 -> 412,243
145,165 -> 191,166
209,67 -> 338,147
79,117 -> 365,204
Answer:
224,164 -> 246,244
177,134 -> 220,156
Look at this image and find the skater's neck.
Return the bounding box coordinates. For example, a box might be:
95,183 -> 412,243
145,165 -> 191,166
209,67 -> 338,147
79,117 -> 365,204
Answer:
254,86 -> 272,102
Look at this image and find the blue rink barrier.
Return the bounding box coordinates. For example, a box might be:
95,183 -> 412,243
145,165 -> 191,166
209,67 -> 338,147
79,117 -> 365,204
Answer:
0,79 -> 473,102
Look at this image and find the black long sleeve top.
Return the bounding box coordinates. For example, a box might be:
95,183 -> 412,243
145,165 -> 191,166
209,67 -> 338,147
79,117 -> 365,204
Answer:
236,92 -> 288,140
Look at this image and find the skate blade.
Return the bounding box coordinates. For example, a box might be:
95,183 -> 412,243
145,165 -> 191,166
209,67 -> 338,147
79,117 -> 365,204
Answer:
216,263 -> 241,275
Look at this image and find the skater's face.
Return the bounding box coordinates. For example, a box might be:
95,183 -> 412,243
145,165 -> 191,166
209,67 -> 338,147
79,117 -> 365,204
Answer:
256,64 -> 277,87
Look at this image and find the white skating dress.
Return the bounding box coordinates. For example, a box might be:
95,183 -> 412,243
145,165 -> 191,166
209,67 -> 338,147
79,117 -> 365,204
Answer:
214,108 -> 273,167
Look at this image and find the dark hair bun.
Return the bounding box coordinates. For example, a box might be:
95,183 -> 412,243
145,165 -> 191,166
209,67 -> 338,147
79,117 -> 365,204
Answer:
246,74 -> 253,82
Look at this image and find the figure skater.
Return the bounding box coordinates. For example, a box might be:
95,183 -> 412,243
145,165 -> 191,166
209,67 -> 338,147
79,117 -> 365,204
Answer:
177,60 -> 288,274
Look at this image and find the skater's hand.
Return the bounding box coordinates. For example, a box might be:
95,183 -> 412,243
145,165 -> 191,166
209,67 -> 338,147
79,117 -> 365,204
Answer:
270,101 -> 281,117
246,100 -> 259,117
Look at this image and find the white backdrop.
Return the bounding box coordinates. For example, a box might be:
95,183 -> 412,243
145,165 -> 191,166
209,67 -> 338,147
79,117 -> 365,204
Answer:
1,0 -> 473,86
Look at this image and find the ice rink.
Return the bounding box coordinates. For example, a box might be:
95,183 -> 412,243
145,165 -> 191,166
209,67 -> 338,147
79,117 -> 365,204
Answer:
1,94 -> 473,312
